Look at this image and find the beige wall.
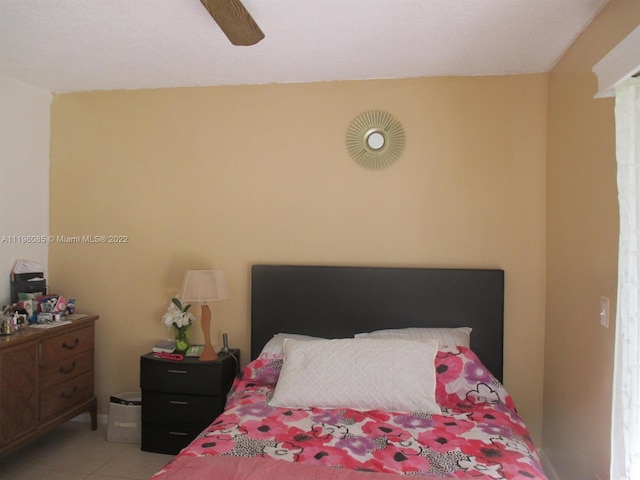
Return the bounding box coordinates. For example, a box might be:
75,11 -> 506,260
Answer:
0,74 -> 52,303
49,74 -> 548,443
544,0 -> 640,478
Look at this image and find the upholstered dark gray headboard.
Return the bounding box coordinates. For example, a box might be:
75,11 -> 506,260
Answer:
250,265 -> 504,381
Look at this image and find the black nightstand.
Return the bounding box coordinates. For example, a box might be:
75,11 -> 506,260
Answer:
139,349 -> 239,454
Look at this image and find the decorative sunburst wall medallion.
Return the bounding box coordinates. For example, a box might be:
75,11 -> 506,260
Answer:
346,110 -> 406,170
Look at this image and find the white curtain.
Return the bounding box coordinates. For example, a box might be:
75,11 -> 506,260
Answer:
612,77 -> 640,480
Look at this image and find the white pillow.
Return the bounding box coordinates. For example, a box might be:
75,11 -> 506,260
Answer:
355,327 -> 471,347
259,333 -> 324,356
270,338 -> 440,414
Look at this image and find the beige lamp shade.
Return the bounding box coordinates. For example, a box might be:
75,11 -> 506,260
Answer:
179,269 -> 229,303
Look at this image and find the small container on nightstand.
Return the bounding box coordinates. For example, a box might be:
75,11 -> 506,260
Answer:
139,349 -> 239,454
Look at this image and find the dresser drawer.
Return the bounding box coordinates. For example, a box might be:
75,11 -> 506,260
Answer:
39,349 -> 93,391
142,391 -> 225,424
40,324 -> 94,366
140,355 -> 235,395
141,421 -> 209,455
40,371 -> 93,420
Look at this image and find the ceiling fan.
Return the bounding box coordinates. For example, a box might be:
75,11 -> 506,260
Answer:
199,0 -> 265,46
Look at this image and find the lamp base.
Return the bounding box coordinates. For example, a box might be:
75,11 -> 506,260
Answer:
199,304 -> 218,361
199,344 -> 218,361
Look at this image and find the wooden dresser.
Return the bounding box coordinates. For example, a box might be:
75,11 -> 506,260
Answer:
0,314 -> 98,457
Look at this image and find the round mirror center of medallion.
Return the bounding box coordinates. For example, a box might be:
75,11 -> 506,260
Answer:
366,131 -> 385,150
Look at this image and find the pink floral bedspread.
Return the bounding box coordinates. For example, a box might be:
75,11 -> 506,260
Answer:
152,347 -> 547,479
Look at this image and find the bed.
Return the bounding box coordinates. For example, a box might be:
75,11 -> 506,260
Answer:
151,265 -> 548,480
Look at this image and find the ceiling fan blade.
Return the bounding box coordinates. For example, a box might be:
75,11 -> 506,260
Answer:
200,0 -> 265,46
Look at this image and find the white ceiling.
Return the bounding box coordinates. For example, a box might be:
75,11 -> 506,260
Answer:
0,0 -> 609,94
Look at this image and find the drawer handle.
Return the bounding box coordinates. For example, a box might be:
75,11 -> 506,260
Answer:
167,369 -> 187,374
169,431 -> 189,436
59,361 -> 77,374
62,338 -> 79,350
169,400 -> 189,405
60,386 -> 78,399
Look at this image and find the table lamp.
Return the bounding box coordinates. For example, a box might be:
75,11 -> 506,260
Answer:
178,269 -> 229,361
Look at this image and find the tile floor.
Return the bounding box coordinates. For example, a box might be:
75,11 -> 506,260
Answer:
0,422 -> 174,480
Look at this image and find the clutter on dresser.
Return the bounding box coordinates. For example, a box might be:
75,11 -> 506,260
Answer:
10,259 -> 47,303
0,311 -> 24,335
4,260 -> 77,332
3,293 -> 76,329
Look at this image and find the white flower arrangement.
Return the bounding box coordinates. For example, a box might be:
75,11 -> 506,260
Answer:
162,298 -> 195,329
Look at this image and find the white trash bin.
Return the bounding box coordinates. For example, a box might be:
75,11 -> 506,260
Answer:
107,392 -> 142,444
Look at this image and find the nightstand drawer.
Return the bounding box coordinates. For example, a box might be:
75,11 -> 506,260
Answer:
141,421 -> 208,455
139,350 -> 239,454
142,391 -> 225,424
140,354 -> 236,395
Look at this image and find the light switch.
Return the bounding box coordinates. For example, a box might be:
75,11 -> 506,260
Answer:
600,296 -> 610,328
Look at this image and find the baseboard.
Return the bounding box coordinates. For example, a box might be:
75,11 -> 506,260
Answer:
539,448 -> 561,480
70,412 -> 108,425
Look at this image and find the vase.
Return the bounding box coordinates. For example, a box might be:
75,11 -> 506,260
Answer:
174,325 -> 190,353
